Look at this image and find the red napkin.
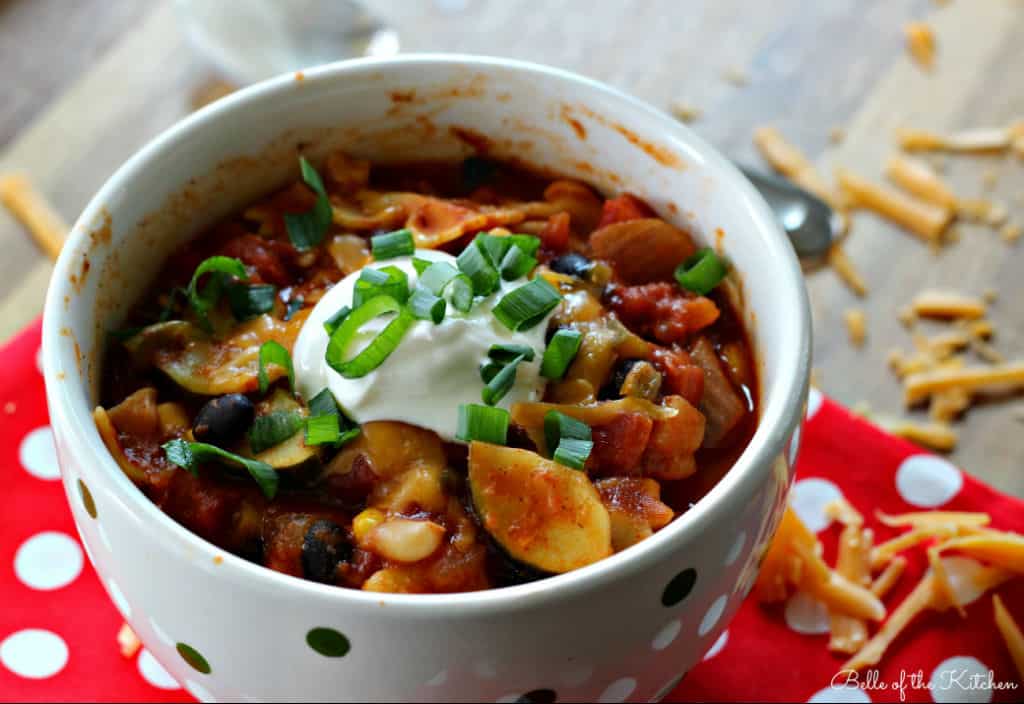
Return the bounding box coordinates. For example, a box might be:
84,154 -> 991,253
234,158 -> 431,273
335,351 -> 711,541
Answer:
2,318 -> 1022,703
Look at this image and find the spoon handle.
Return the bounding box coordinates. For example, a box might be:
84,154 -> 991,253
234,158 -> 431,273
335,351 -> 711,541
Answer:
739,165 -> 839,259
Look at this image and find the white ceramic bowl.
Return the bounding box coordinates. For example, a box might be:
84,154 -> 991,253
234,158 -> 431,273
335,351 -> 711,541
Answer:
42,55 -> 810,703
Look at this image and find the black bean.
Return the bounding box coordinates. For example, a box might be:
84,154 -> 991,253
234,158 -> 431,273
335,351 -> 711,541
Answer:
301,519 -> 351,583
598,358 -> 643,400
192,394 -> 255,447
549,252 -> 593,279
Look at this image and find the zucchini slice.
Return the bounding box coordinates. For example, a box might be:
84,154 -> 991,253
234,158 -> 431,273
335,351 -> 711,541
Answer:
468,442 -> 611,574
239,389 -> 318,470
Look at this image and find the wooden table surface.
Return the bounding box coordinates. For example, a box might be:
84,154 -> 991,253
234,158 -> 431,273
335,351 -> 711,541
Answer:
2,0 -> 1022,493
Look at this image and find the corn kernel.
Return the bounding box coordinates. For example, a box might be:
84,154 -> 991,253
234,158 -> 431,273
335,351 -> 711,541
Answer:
352,508 -> 385,543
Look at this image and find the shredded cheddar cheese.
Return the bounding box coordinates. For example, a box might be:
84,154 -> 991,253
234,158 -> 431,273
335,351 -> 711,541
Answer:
904,22 -> 936,70
0,173 -> 68,261
844,308 -> 867,347
884,155 -> 957,209
117,622 -> 141,659
836,168 -> 952,242
993,594 -> 1024,681
827,245 -> 868,298
904,361 -> 1024,405
910,289 -> 986,320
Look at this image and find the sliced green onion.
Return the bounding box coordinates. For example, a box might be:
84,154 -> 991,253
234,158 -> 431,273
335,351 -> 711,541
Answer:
540,328 -> 583,379
488,343 -> 535,363
674,248 -> 728,295
248,410 -> 303,453
371,229 -> 415,260
418,261 -> 459,295
162,438 -> 278,499
412,257 -> 432,276
284,156 -> 332,251
499,244 -> 537,280
482,354 -> 525,406
479,359 -> 504,384
552,437 -> 594,470
492,277 -> 562,331
304,414 -> 340,446
456,241 -> 500,296
258,340 -> 294,394
353,265 -> 409,307
308,388 -> 340,418
325,295 -> 414,378
507,234 -> 541,258
456,403 -> 509,445
543,410 -> 593,470
283,297 -> 305,321
477,234 -> 511,267
187,256 -> 248,329
305,388 -> 361,447
227,283 -> 276,320
408,288 -> 446,324
323,305 -> 352,335
449,274 -> 474,313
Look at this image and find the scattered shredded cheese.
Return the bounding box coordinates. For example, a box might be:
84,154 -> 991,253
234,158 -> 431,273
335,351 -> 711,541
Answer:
897,126 -> 1011,153
904,361 -> 1024,405
0,173 -> 69,261
910,289 -> 986,319
870,556 -> 907,598
669,100 -> 702,123
844,308 -> 867,347
904,22 -> 936,70
881,418 -> 958,451
884,155 -> 957,209
827,245 -> 868,298
117,622 -> 141,659
993,594 -> 1024,681
837,168 -> 952,242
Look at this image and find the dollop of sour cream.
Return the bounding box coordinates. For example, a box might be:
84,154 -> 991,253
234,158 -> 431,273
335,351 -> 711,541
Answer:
293,250 -> 553,442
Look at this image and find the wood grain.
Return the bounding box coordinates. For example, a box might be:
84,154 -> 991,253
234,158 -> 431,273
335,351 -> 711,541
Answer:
1,0 -> 1022,492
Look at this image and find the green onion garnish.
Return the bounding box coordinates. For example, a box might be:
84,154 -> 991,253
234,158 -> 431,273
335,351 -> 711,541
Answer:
408,288 -> 446,324
283,297 -> 305,321
325,295 -> 414,378
482,354 -> 526,405
674,248 -> 728,295
479,359 -> 503,383
456,403 -> 509,445
371,229 -> 415,260
412,257 -> 432,276
305,388 -> 361,447
540,328 -> 583,379
450,274 -> 474,313
353,266 -> 409,307
304,414 -> 340,446
162,438 -> 278,499
507,234 -> 541,257
248,410 -> 303,453
543,411 -> 593,470
477,234 -> 511,268
323,305 -> 352,336
284,156 -> 333,251
492,277 -> 562,331
257,340 -> 294,394
499,244 -> 537,280
488,343 -> 535,363
418,261 -> 459,295
227,283 -> 276,320
456,241 -> 500,296
187,256 -> 248,329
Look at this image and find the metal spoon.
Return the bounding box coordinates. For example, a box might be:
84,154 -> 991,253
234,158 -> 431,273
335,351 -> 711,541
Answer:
739,165 -> 842,259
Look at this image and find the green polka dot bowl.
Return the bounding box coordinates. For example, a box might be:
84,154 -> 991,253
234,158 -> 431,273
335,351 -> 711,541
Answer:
41,55 -> 809,702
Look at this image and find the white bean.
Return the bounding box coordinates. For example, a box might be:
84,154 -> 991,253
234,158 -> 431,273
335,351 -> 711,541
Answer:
369,519 -> 445,563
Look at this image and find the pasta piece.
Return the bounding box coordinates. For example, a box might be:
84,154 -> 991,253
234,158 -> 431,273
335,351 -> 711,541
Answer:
904,362 -> 1024,405
911,290 -> 986,320
117,623 -> 141,659
870,556 -> 907,598
827,245 -> 868,298
876,510 -> 990,530
884,155 -> 957,208
844,309 -> 867,347
836,168 -> 952,242
993,594 -> 1024,681
0,173 -> 69,260
904,22 -> 935,70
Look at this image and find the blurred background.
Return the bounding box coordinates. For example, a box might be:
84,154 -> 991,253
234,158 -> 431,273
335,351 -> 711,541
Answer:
1,0 -> 1022,493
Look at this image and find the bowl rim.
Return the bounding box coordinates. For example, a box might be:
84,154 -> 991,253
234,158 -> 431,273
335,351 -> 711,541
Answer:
42,53 -> 810,615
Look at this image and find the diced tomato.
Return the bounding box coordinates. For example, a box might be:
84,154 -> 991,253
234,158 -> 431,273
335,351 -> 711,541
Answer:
587,413 -> 653,477
539,211 -> 571,253
597,193 -> 656,227
609,282 -> 720,345
650,347 -> 705,406
219,233 -> 295,286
